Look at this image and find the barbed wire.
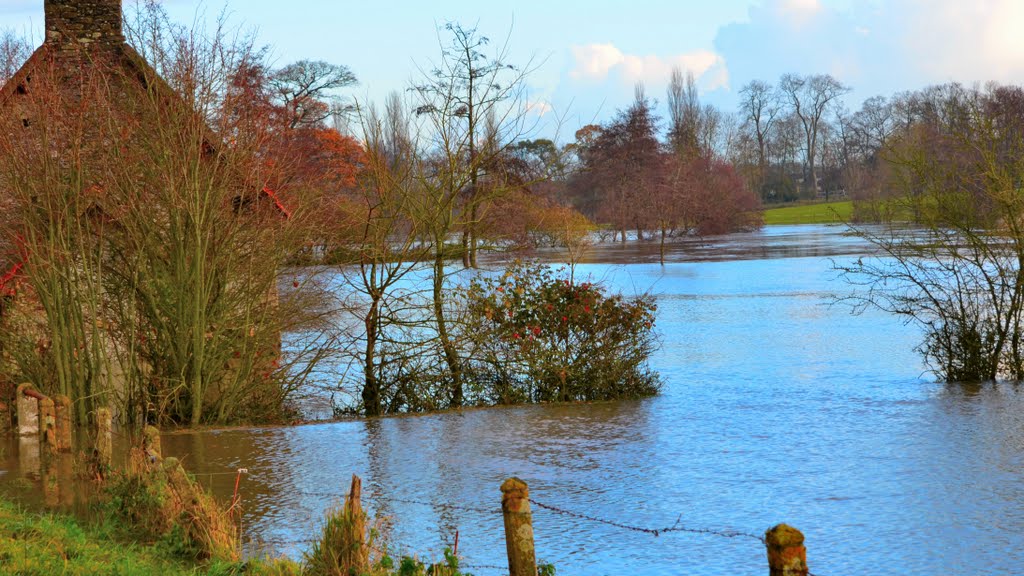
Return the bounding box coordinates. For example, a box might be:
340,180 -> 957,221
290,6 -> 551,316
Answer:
528,498 -> 766,544
202,475 -> 824,575
291,490 -> 500,515
459,564 -> 509,573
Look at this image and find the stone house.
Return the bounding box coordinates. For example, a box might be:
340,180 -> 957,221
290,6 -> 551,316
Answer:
0,0 -> 288,424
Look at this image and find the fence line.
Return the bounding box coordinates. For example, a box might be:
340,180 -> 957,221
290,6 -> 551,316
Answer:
108,459 -> 821,575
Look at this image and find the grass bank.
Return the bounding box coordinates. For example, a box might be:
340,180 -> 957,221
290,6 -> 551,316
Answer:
0,492 -> 478,575
0,497 -> 209,575
762,200 -> 853,225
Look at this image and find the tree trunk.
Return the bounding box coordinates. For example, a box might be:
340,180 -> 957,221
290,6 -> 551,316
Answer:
433,253 -> 463,407
362,295 -> 381,416
469,204 -> 479,268
461,230 -> 471,268
659,226 -> 667,266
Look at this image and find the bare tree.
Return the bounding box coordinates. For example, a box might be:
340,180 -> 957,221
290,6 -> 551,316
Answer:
778,73 -> 850,198
0,29 -> 30,85
410,22 -> 533,407
738,79 -> 781,199
667,67 -> 701,158
413,22 -> 531,269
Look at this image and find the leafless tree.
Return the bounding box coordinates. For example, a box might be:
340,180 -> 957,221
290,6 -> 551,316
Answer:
738,79 -> 781,199
778,73 -> 850,198
0,29 -> 30,85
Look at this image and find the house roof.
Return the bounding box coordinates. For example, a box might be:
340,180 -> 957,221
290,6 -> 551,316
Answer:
0,1 -> 292,239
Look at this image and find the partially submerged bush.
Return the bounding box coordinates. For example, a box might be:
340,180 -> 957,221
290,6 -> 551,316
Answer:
106,451 -> 239,562
465,261 -> 660,403
305,476 -> 467,576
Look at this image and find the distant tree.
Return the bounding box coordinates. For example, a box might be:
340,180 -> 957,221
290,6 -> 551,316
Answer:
573,85 -> 661,241
270,60 -> 357,129
667,67 -> 701,158
0,29 -> 30,85
738,79 -> 781,200
778,73 -> 850,199
412,22 -> 530,269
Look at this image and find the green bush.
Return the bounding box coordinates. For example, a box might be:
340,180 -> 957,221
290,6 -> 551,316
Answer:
465,261 -> 660,403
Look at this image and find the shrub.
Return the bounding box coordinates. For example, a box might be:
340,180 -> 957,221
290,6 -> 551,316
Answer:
465,261 -> 660,403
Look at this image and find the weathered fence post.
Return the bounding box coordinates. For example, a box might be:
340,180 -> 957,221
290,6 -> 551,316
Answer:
343,474 -> 369,573
94,407 -> 113,473
765,524 -> 808,576
15,383 -> 38,436
143,425 -> 161,460
54,395 -> 72,453
501,477 -> 537,576
39,396 -> 56,456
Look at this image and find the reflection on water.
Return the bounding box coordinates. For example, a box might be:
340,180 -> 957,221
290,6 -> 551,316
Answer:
4,225 -> 1024,575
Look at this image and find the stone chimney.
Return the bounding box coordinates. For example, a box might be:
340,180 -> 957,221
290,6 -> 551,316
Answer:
44,0 -> 124,46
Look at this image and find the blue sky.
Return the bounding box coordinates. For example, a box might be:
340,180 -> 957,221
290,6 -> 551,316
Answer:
4,0 -> 1024,142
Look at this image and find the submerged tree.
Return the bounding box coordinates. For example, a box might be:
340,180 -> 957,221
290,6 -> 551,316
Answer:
840,83 -> 1024,382
410,22 -> 533,407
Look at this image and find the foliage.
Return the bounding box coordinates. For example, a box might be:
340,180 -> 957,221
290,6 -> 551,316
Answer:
465,261 -> 660,403
840,83 -> 1024,381
567,86 -> 761,263
0,4 -> 347,426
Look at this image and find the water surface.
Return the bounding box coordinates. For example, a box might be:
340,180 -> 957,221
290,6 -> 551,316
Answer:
6,225 -> 1024,575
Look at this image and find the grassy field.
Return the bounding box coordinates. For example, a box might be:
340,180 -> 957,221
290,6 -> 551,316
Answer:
762,200 -> 853,225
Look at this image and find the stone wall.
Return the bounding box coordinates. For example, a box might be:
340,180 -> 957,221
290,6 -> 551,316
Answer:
45,0 -> 124,47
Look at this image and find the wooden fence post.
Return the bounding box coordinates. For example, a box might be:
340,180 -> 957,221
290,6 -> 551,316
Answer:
94,407 -> 112,473
501,477 -> 537,576
39,396 -> 56,456
343,474 -> 369,573
54,395 -> 72,452
15,383 -> 38,436
765,524 -> 808,576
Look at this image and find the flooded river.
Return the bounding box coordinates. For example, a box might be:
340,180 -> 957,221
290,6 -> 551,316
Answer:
6,225 -> 1024,575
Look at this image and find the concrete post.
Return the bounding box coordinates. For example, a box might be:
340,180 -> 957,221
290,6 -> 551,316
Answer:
501,477 -> 537,576
17,434 -> 39,474
94,407 -> 112,473
15,383 -> 39,436
143,425 -> 161,460
39,396 -> 57,456
54,395 -> 72,453
342,474 -> 369,573
765,524 -> 808,576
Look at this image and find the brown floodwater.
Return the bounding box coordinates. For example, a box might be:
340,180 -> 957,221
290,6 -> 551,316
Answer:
4,225 -> 1024,575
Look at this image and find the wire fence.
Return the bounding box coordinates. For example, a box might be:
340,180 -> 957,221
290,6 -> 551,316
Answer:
11,396 -> 820,574
214,468 -> 824,576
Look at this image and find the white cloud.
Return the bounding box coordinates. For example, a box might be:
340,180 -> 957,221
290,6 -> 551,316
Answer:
775,0 -> 822,23
901,0 -> 1024,83
569,43 -> 729,90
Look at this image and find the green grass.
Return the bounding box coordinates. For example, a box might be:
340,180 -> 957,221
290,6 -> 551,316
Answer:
0,497 -> 301,575
763,200 -> 853,225
0,498 -> 196,575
